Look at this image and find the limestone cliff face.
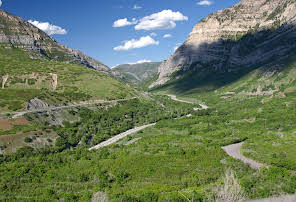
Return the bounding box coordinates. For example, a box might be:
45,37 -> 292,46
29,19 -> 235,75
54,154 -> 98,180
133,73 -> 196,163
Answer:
0,10 -> 109,72
150,0 -> 296,88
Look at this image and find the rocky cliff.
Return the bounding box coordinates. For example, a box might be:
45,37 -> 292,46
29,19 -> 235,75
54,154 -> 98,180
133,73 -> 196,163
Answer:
0,9 -> 109,72
150,0 -> 296,88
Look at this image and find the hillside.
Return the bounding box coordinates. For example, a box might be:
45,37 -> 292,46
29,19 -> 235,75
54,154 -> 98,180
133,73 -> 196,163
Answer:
0,9 -> 109,72
1,1 -> 296,201
150,0 -> 296,94
111,62 -> 161,86
0,47 -> 135,113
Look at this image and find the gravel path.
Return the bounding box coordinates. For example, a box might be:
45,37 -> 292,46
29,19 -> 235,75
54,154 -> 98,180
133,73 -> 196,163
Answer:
222,142 -> 264,169
89,123 -> 156,150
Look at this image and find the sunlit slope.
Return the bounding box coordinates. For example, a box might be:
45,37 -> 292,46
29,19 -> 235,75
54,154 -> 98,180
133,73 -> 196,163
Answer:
0,47 -> 136,112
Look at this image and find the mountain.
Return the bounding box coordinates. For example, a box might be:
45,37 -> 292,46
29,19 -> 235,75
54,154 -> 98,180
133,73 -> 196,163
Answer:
0,9 -> 109,72
111,62 -> 161,85
0,10 -> 136,114
150,0 -> 296,91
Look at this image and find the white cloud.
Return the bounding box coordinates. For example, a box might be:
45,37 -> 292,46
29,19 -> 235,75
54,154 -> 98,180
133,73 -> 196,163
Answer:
197,0 -> 214,6
135,10 -> 188,31
163,34 -> 172,38
28,20 -> 67,35
0,0 -> 2,7
150,32 -> 157,37
133,5 -> 142,9
128,59 -> 152,65
114,36 -> 159,51
113,18 -> 137,28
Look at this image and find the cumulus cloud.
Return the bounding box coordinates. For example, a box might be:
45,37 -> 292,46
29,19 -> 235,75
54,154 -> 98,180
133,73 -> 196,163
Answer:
113,36 -> 159,51
197,0 -> 213,6
28,20 -> 67,35
113,18 -> 137,28
163,34 -> 172,38
133,5 -> 142,9
0,0 -> 2,7
128,59 -> 152,65
135,10 -> 188,31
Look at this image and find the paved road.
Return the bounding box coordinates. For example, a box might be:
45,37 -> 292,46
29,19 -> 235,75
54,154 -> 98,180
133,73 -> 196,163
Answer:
167,94 -> 209,110
246,194 -> 296,202
167,94 -> 195,104
0,97 -> 137,119
89,123 -> 156,150
222,142 -> 264,169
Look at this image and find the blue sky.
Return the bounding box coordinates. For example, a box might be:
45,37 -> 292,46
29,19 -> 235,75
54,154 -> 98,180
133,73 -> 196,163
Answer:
1,0 -> 240,67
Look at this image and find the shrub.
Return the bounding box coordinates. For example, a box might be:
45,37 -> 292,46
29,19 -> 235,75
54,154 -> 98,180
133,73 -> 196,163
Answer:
24,137 -> 33,143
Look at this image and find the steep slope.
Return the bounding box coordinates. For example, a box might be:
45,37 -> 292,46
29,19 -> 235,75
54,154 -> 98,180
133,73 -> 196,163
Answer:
0,47 -> 135,113
0,9 -> 109,72
150,0 -> 296,90
111,62 -> 161,85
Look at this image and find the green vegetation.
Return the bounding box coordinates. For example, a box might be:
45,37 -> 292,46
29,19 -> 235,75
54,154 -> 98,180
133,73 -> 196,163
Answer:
1,87 -> 296,201
0,47 -> 136,112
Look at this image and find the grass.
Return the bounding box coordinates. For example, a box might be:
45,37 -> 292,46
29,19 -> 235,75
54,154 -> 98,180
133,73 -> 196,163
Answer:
1,89 -> 296,201
0,47 -> 136,112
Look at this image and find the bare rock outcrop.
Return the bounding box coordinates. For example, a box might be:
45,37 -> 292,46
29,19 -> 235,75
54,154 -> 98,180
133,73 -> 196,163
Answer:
150,0 -> 296,88
1,74 -> 8,89
49,73 -> 58,90
27,98 -> 49,111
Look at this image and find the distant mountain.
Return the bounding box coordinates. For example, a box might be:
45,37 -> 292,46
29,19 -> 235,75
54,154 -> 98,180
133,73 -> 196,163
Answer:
150,0 -> 296,92
0,9 -> 109,72
112,62 -> 161,85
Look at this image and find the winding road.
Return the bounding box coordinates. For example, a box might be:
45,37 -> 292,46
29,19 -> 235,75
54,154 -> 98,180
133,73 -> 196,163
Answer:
167,94 -> 209,109
222,142 -> 264,169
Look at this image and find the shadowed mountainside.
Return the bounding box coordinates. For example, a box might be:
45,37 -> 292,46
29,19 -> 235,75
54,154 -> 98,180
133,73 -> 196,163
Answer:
150,0 -> 296,91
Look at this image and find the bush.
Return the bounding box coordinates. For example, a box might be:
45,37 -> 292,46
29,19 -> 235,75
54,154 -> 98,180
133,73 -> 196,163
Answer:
24,137 -> 33,143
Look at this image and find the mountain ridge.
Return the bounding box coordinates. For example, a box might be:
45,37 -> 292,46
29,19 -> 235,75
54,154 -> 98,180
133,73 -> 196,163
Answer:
0,9 -> 110,72
150,0 -> 296,89
111,62 -> 161,85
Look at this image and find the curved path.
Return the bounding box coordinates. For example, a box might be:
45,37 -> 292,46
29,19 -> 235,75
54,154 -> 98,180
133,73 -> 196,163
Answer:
222,142 -> 264,169
0,97 -> 137,119
89,123 -> 156,150
167,94 -> 209,109
167,94 -> 195,104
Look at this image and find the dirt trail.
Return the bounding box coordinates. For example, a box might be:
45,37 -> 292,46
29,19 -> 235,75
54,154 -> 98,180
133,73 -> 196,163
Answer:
89,123 -> 156,150
1,97 -> 137,119
222,142 -> 264,169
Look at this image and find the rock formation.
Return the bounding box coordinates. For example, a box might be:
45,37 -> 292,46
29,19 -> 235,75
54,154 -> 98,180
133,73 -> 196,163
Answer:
49,73 -> 58,91
27,98 -> 49,110
150,0 -> 296,88
1,74 -> 8,89
0,9 -> 110,72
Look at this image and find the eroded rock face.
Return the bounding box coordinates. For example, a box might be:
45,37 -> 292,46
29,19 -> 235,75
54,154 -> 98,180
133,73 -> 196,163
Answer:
49,73 -> 58,91
0,9 -> 110,72
27,98 -> 48,110
1,74 -> 8,89
150,0 -> 296,88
